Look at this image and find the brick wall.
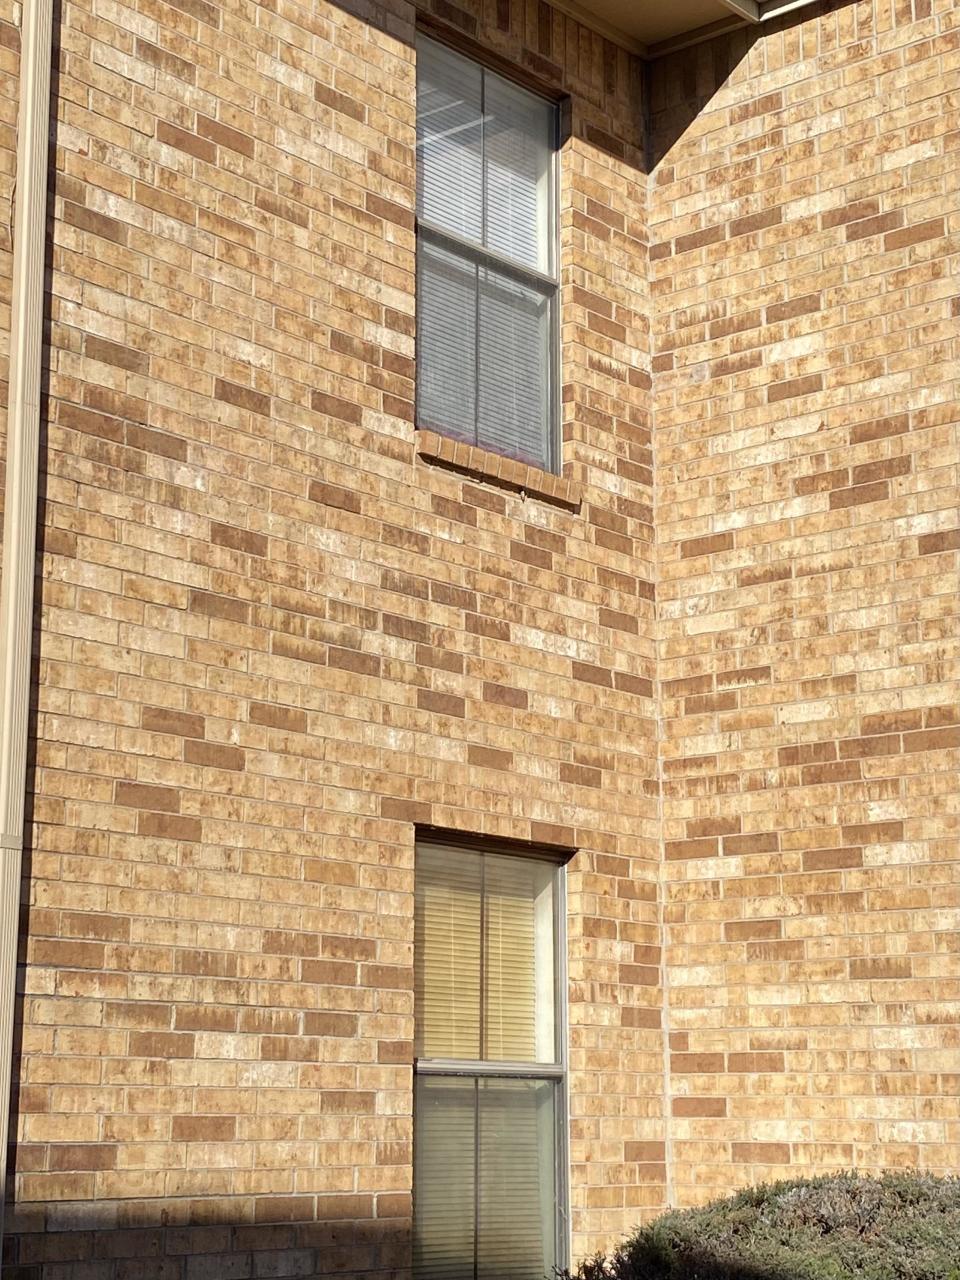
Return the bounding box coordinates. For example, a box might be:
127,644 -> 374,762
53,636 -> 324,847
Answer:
3,0 -> 662,1274
651,0 -> 960,1206
2,0 -> 959,1273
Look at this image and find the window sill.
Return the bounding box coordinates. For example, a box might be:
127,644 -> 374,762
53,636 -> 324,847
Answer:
416,430 -> 581,510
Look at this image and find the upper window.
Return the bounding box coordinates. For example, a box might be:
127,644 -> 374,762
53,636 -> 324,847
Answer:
413,839 -> 567,1280
415,37 -> 559,473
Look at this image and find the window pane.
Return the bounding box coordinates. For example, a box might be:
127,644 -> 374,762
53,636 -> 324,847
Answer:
414,1077 -> 559,1280
415,846 -> 482,1059
478,1078 -> 557,1280
483,854 -> 556,1063
418,238 -> 477,445
417,39 -> 483,243
483,73 -> 554,274
414,1076 -> 477,1280
478,268 -> 552,471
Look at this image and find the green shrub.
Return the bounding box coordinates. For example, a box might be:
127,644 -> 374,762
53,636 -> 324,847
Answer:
563,1172 -> 960,1280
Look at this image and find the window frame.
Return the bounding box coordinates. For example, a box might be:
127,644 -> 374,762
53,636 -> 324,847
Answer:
414,33 -> 563,476
412,838 -> 570,1278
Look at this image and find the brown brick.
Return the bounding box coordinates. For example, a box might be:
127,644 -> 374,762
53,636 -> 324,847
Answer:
142,706 -> 205,739
85,336 -> 149,375
681,532 -> 734,559
249,702 -> 308,733
665,838 -> 718,861
829,481 -> 890,509
115,782 -> 181,813
841,821 -> 904,845
482,682 -> 528,710
675,224 -> 724,254
884,218 -> 944,250
129,1032 -> 196,1059
729,207 -> 781,239
845,210 -> 903,241
184,740 -> 246,771
380,797 -> 431,825
417,689 -> 465,718
903,727 -> 960,753
311,391 -> 363,425
467,745 -> 513,771
214,378 -> 271,417
613,672 -> 654,697
572,661 -> 612,687
189,590 -> 250,624
851,456 -> 911,485
172,1116 -> 237,1141
671,1053 -> 725,1074
672,1097 -> 727,1117
137,812 -> 202,842
126,424 -> 188,461
918,529 -> 960,555
209,522 -> 268,557
308,480 -> 361,513
62,202 -> 127,243
767,373 -> 823,403
48,1144 -> 117,1172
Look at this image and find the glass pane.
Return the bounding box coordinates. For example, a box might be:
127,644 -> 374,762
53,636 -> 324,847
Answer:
417,39 -> 483,243
483,73 -> 554,274
415,1076 -> 477,1280
415,846 -> 482,1059
418,238 -> 478,445
478,1078 -> 557,1280
478,268 -> 552,472
483,855 -> 556,1064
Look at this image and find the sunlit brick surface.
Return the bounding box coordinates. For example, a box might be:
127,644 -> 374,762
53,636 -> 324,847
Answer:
1,0 -> 958,1275
650,0 -> 960,1207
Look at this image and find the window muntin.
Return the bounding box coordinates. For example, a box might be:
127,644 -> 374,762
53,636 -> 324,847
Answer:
413,841 -> 567,1280
416,37 -> 559,472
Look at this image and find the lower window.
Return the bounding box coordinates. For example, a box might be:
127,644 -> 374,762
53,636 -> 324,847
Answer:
413,839 -> 568,1280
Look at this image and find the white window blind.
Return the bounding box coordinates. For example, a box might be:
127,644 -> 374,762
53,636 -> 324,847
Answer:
416,38 -> 558,472
413,841 -> 567,1280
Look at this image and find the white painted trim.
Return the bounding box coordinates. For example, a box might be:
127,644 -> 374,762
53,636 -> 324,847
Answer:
0,0 -> 55,1252
760,0 -> 820,19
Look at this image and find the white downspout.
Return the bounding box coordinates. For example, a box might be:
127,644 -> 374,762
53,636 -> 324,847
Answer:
0,0 -> 55,1255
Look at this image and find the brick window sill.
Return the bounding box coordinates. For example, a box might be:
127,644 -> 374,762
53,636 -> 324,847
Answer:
416,429 -> 581,510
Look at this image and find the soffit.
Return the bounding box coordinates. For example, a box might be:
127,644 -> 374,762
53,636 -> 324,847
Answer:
552,0 -> 818,57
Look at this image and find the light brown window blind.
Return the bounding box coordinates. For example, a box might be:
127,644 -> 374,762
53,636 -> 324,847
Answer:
414,844 -> 556,1064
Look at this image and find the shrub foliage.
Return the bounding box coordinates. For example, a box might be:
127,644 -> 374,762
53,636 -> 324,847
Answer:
564,1172 -> 960,1280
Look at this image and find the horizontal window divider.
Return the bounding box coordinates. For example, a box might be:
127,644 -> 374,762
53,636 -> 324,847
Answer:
415,1058 -> 564,1079
417,218 -> 558,291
